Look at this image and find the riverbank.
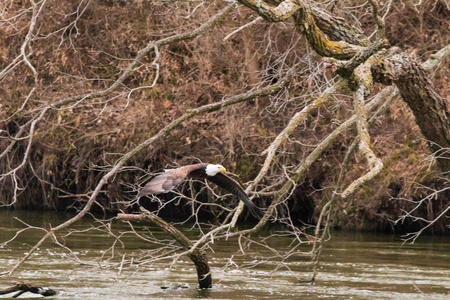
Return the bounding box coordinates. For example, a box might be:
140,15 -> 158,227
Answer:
0,210 -> 449,299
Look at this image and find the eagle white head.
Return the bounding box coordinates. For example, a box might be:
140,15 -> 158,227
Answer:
205,164 -> 227,176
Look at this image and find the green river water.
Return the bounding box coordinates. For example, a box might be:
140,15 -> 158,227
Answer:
0,210 -> 448,299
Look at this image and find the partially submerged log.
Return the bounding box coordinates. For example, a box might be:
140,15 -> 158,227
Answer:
117,208 -> 212,289
0,282 -> 57,298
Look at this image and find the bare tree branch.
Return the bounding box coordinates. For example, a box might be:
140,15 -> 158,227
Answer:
3,75 -> 289,276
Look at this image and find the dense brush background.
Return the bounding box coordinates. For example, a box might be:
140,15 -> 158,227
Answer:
0,0 -> 448,232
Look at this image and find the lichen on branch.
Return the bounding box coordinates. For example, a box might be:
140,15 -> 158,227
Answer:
237,0 -> 364,59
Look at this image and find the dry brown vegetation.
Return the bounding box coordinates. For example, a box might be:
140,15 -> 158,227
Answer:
0,0 -> 448,234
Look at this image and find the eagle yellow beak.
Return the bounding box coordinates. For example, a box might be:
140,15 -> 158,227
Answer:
220,167 -> 227,173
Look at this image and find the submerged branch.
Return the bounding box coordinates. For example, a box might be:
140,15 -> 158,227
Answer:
118,208 -> 212,288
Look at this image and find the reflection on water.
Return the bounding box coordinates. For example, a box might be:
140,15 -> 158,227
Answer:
0,210 -> 449,299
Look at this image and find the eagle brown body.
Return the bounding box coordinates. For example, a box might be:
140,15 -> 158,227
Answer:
138,163 -> 260,217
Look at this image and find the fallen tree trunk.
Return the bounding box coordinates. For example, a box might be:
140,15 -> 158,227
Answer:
0,282 -> 57,298
117,208 -> 212,289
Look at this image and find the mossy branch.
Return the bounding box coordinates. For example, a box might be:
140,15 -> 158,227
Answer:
237,0 -> 300,22
340,61 -> 384,198
238,0 -> 363,59
310,7 -> 369,46
368,0 -> 386,40
222,81 -> 394,238
336,38 -> 388,78
254,79 -> 347,188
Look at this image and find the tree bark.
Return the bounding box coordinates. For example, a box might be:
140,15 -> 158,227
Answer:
373,47 -> 450,172
187,252 -> 212,289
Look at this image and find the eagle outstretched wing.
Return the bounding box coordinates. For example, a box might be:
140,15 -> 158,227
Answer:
206,172 -> 261,217
138,163 -> 261,217
138,164 -> 207,197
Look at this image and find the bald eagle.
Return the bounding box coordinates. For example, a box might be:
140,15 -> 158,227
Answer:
138,163 -> 261,217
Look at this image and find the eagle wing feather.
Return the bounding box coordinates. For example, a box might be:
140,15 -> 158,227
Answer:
206,172 -> 261,217
138,164 -> 207,197
138,163 -> 261,218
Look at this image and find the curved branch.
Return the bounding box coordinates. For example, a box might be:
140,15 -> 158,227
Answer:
310,7 -> 368,46
292,8 -> 363,59
118,208 -> 213,288
238,0 -> 364,59
340,61 -> 384,198
237,0 -> 300,22
252,79 -> 347,190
